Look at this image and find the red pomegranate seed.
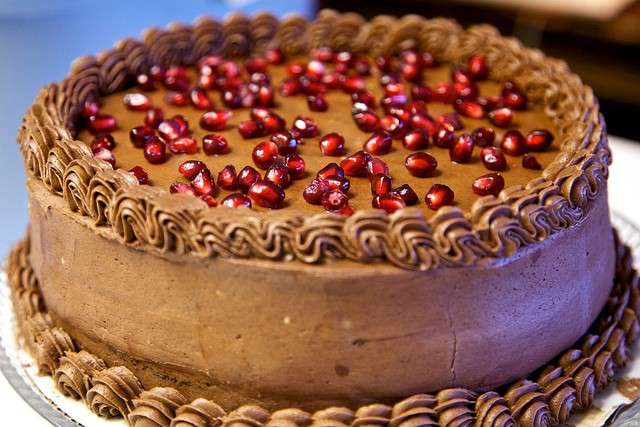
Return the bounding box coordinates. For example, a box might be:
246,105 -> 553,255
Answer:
222,90 -> 242,108
285,154 -> 306,180
468,55 -> 488,80
87,114 -> 117,134
91,134 -> 116,151
149,65 -> 167,82
380,95 -> 408,112
312,47 -> 334,62
371,174 -> 392,195
353,110 -> 380,132
179,160 -> 207,180
165,91 -> 189,107
292,116 -> 319,138
144,107 -> 164,128
169,136 -> 198,154
144,138 -> 167,164
123,93 -> 151,111
217,165 -> 238,190
303,179 -> 330,205
411,114 -> 437,136
252,141 -> 279,169
449,134 -> 475,163
472,173 -> 505,196
220,61 -> 240,78
321,190 -> 348,212
432,82 -> 456,103
324,175 -> 350,193
425,184 -> 455,210
92,147 -> 116,167
453,82 -> 478,101
454,100 -> 485,119
170,182 -> 196,196
157,120 -> 183,142
437,112 -> 463,131
82,99 -> 99,118
128,166 -> 149,185
265,161 -> 291,188
405,152 -> 438,177
401,63 -> 421,82
307,94 -> 328,112
280,78 -> 301,97
238,120 -> 265,139
238,166 -> 260,193
379,115 -> 408,140
200,110 -> 232,131
522,154 -> 542,170
340,151 -> 371,177
136,73 -> 155,91
366,157 -> 389,180
248,180 -> 285,209
255,86 -> 275,107
471,127 -> 495,147
373,194 -> 406,213
265,48 -> 284,64
189,87 -> 214,110
391,184 -> 418,206
202,134 -> 229,155
222,193 -> 252,208
201,194 -> 218,207
191,169 -> 215,196
164,65 -> 189,86
502,88 -> 527,111
433,124 -> 456,148
402,129 -> 429,151
501,130 -> 526,156
319,133 -> 345,156
488,108 -> 514,128
411,85 -> 432,102
525,129 -> 554,152
306,59 -> 325,79
260,114 -> 286,135
245,57 -> 268,74
287,62 -> 305,77
354,58 -> 371,76
363,132 -> 392,155
375,55 -> 393,72
384,82 -> 406,97
129,126 -> 156,148
270,131 -> 299,155
452,68 -> 472,85
481,146 -> 507,171
351,91 -> 376,108
317,163 -> 345,180
342,76 -> 365,93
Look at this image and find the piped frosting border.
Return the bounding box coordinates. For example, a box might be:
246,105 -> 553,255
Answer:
6,230 -> 639,427
16,10 -> 610,270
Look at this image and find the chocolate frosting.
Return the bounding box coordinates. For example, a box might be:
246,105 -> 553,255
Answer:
171,398 -> 227,427
16,10 -> 610,271
34,327 -> 76,375
129,387 -> 189,427
86,365 -> 144,418
54,350 -> 107,401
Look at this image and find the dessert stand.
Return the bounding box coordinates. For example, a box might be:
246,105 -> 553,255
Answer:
1,212 -> 640,427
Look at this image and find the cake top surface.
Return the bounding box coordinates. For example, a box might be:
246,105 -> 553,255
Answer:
18,10 -> 609,270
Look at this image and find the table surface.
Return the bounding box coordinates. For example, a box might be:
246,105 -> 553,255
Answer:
0,135 -> 638,425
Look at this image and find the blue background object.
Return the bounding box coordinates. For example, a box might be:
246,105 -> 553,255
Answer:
0,0 -> 313,257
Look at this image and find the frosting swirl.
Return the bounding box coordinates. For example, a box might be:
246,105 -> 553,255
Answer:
86,365 -> 143,418
54,350 -> 107,401
172,398 -> 226,427
129,386 -> 188,427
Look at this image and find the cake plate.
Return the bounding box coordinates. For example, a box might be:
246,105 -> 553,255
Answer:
2,212 -> 640,427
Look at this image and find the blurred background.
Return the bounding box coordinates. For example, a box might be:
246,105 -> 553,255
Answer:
1,0 -> 639,257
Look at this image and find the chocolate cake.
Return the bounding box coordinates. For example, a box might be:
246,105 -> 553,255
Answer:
8,9 -> 640,427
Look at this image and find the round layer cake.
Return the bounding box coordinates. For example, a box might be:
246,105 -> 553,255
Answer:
12,9 -> 633,427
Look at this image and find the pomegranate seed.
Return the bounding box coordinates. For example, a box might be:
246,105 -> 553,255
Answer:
525,129 -> 554,152
265,161 -> 291,188
411,114 -> 437,136
363,132 -> 392,155
284,154 -> 305,180
123,93 -> 151,111
169,137 -> 198,154
280,78 -> 301,96
217,165 -> 238,190
321,190 -> 348,212
467,55 -> 488,80
144,107 -> 164,128
481,146 -> 507,171
380,73 -> 400,87
472,173 -> 505,196
471,127 -> 495,147
432,82 -> 455,103
287,62 -> 305,77
380,95 -> 408,112
402,129 -> 429,151
307,94 -> 328,112
164,65 -> 189,88
449,134 -> 475,163
222,90 -> 242,108
375,55 -> 393,72
238,166 -> 260,193
306,60 -> 325,79
82,99 -> 99,118
488,108 -> 514,128
292,116 -> 319,138
342,76 -> 365,93
502,88 -> 527,111
324,175 -> 350,193
455,100 -> 484,119
353,110 -> 380,132
265,48 -> 284,64
501,130 -> 526,156
453,82 -> 478,101
188,87 -> 213,110
179,160 -> 207,180
317,163 -> 345,180
322,72 -> 342,89
384,82 -> 406,97
437,112 -> 463,131
303,179 -> 331,205
91,134 -> 116,151
250,72 -> 270,86
129,126 -> 156,148
373,194 -> 406,213
408,101 -> 428,116
351,91 -> 376,108
87,114 -> 117,134
252,141 -> 279,169
222,193 -> 252,208
144,138 -> 167,164
203,134 -> 230,155
452,68 -> 472,85
405,152 -> 438,177
391,184 -> 418,206
319,133 -> 345,156
128,166 -> 149,185
170,182 -> 196,196
270,131 -> 299,155
238,120 -> 265,139
371,174 -> 392,195
260,114 -> 285,135
220,61 -> 240,78
425,184 -> 455,210
200,110 -> 232,131
201,194 -> 218,207
191,169 -> 215,196
340,151 -> 370,177
92,147 -> 116,167
400,63 -> 421,82
157,120 -> 183,142
136,73 -> 155,91
255,86 -> 275,107
366,157 -> 389,180
149,65 -> 166,82
312,47 -> 333,62
245,57 -> 268,74
411,85 -> 432,102
165,91 -> 189,107
480,95 -> 504,112
354,58 -> 371,76
522,154 -> 542,169
433,124 -> 456,148
248,180 -> 285,209
379,115 -> 408,140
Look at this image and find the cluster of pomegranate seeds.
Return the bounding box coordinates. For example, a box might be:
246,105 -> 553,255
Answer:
303,163 -> 353,215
